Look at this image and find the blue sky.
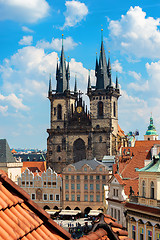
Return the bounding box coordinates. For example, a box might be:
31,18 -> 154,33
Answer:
1,0 -> 160,149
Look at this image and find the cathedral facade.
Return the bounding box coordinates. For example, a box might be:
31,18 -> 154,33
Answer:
47,34 -> 121,173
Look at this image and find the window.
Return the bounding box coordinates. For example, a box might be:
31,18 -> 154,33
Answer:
84,184 -> 88,190
22,181 -> 25,185
58,157 -> 61,161
49,151 -> 52,155
96,175 -> 100,180
90,176 -> 93,180
50,194 -> 53,201
54,107 -> 56,115
66,194 -> 69,201
113,189 -> 116,196
140,228 -> 144,240
68,168 -> 71,172
84,195 -> 88,201
116,189 -> 118,197
65,183 -> 69,190
118,210 -> 120,221
99,136 -> 102,143
148,230 -> 152,240
114,209 -> 117,219
84,176 -> 88,180
62,137 -> 66,150
96,184 -> 100,190
77,184 -> 80,190
111,208 -> 113,217
48,182 -> 51,186
57,145 -> 61,152
113,102 -> 116,117
43,194 -> 48,201
57,104 -> 62,120
71,194 -> 75,201
98,101 -> 103,117
90,195 -> 93,202
31,193 -> 36,200
65,175 -> 69,180
84,167 -> 87,172
44,182 -> 46,187
142,180 -> 146,197
132,226 -> 136,240
71,184 -> 75,190
71,175 -> 74,180
77,195 -> 80,201
102,175 -> 106,180
150,181 -> 154,199
56,195 -> 59,201
90,184 -> 93,190
96,195 -> 100,202
52,182 -> 56,187
77,175 -> 80,180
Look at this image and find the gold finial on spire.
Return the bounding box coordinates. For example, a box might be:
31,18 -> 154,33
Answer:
101,25 -> 103,42
62,30 -> 64,46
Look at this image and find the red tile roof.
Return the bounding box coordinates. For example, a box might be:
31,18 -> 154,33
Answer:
0,170 -> 71,240
113,140 -> 160,197
118,125 -> 125,137
22,161 -> 46,173
0,170 -> 131,240
79,214 -> 132,240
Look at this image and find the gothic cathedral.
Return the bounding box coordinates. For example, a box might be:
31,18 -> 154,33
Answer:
47,33 -> 121,173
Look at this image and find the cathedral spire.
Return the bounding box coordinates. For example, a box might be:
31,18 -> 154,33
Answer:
56,33 -> 68,93
48,73 -> 52,97
74,75 -> 77,93
108,53 -> 113,87
116,73 -> 119,90
66,56 -> 70,91
95,29 -> 109,90
87,69 -> 91,91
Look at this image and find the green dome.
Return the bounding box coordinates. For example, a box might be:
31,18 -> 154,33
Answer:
145,116 -> 158,135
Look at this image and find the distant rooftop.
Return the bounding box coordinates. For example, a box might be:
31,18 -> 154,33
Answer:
66,159 -> 109,171
0,139 -> 16,163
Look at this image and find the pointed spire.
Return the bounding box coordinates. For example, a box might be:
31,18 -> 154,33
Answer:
48,73 -> 52,96
95,29 -> 109,90
74,75 -> 77,93
95,51 -> 98,77
56,33 -> 68,93
66,56 -> 70,91
116,73 -> 119,90
87,69 -> 91,90
56,57 -> 59,80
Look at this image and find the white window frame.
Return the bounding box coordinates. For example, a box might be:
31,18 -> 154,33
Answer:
43,193 -> 48,201
55,194 -> 60,201
49,194 -> 54,201
31,193 -> 36,200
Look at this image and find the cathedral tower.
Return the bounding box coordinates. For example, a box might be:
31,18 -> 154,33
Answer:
47,31 -> 121,173
87,29 -> 121,158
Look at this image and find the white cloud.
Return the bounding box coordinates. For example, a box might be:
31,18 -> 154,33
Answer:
0,105 -> 8,115
128,80 -> 149,92
109,6 -> 160,58
19,36 -> 33,46
63,0 -> 88,28
22,26 -> 34,33
36,36 -> 78,51
112,60 -> 123,73
0,0 -> 49,23
0,93 -> 29,111
128,71 -> 141,80
146,60 -> 160,94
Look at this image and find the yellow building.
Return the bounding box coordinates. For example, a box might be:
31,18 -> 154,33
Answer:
62,159 -> 112,214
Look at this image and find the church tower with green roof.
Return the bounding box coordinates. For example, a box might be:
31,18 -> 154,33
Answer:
144,116 -> 158,140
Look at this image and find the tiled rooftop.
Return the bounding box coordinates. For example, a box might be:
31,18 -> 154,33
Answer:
0,170 -> 131,240
79,214 -> 132,240
0,170 -> 71,240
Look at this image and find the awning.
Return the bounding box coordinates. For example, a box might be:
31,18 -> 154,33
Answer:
46,209 -> 60,215
88,210 -> 102,216
59,210 -> 81,216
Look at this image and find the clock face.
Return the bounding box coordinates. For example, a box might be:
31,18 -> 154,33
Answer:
77,106 -> 82,113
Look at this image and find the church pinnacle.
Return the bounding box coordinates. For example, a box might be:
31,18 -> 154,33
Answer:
56,34 -> 69,93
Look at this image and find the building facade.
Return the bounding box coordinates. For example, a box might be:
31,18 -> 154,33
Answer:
125,155 -> 160,240
47,32 -> 121,173
62,159 -> 112,213
18,167 -> 62,210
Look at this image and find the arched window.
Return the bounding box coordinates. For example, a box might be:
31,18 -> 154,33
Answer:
98,101 -> 103,117
150,181 -> 154,199
142,180 -> 146,197
62,137 -> 66,150
71,104 -> 73,115
113,102 -> 116,117
57,145 -> 61,152
99,136 -> 102,142
58,157 -> 61,161
57,104 -> 62,120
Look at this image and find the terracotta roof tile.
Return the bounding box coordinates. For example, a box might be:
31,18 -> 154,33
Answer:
79,214 -> 132,240
0,170 -> 71,240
